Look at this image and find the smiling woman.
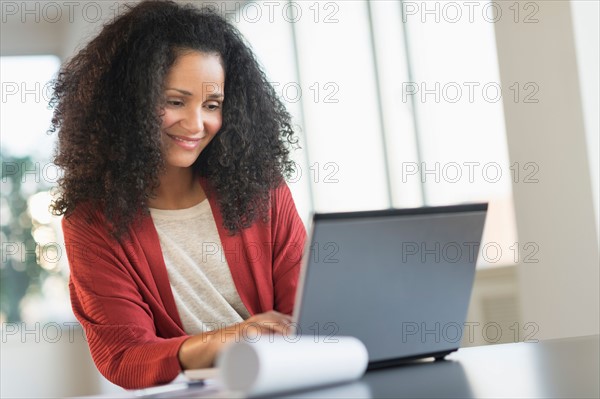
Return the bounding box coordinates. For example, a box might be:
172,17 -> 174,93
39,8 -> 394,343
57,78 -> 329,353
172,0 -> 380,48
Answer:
161,53 -> 224,156
48,0 -> 305,390
151,51 -> 225,210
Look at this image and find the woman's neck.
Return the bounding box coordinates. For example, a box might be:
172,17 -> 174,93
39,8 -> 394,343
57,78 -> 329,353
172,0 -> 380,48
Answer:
148,166 -> 206,210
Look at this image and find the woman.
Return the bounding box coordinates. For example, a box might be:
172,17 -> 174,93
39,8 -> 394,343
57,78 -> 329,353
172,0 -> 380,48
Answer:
49,0 -> 306,389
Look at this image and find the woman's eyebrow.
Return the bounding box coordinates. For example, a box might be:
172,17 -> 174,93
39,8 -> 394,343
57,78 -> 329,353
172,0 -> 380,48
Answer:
165,87 -> 192,96
165,87 -> 224,99
207,93 -> 224,99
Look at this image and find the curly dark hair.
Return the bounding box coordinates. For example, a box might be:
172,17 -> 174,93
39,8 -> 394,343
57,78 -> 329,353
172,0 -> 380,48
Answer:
49,0 -> 297,238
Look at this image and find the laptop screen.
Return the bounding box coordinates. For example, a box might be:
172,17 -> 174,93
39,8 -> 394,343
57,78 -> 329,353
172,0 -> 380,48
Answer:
293,204 -> 488,365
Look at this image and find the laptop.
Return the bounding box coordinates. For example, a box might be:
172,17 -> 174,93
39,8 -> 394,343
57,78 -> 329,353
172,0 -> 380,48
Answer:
291,203 -> 488,368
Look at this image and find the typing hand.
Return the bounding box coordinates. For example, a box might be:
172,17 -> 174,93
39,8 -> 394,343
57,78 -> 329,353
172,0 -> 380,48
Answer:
178,310 -> 292,370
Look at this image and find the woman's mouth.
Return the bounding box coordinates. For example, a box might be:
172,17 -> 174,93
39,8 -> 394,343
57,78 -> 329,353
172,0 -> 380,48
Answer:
166,133 -> 202,150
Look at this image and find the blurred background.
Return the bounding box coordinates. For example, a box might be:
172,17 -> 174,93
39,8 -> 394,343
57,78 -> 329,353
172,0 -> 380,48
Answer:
1,0 -> 598,396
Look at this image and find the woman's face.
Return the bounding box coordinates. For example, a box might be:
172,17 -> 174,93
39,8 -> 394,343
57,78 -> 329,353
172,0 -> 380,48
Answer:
160,51 -> 225,169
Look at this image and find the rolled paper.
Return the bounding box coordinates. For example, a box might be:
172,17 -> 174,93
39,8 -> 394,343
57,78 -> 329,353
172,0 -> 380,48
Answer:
216,336 -> 368,397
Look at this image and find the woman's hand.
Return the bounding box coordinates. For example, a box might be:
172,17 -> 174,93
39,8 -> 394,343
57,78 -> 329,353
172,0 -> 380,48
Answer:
239,310 -> 293,336
177,310 -> 293,370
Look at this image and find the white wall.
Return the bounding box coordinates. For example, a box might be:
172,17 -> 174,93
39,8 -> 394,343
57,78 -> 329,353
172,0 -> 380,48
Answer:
494,0 -> 600,340
571,0 -> 600,247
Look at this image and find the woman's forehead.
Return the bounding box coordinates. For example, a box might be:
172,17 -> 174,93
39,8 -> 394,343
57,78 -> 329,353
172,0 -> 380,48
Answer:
165,52 -> 225,93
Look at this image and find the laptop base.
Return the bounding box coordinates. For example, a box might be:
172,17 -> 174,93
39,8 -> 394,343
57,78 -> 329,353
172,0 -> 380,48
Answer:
367,348 -> 458,370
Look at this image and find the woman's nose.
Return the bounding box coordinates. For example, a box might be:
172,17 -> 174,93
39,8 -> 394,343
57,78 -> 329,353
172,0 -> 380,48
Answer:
181,107 -> 204,134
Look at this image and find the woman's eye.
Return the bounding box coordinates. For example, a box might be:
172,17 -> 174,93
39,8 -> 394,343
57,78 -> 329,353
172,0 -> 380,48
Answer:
166,99 -> 183,107
205,102 -> 221,111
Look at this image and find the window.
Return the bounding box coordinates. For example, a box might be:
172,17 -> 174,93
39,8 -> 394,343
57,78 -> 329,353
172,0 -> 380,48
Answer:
235,0 -> 518,267
398,1 -> 518,266
0,55 -> 70,323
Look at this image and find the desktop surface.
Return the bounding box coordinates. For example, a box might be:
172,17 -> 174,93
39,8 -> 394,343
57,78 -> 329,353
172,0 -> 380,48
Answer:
276,335 -> 599,399
79,335 -> 599,398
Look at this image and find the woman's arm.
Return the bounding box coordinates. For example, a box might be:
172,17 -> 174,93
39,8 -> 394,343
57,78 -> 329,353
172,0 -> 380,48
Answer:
270,182 -> 307,315
65,205 -> 188,389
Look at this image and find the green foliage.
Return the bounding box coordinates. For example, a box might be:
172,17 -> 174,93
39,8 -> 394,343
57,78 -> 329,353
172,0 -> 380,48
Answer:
0,152 -> 51,322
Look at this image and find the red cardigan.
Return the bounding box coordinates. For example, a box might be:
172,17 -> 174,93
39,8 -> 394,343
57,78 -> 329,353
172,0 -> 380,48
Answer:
64,180 -> 306,389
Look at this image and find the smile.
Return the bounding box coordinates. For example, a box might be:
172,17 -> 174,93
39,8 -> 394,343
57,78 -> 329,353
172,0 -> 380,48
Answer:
166,133 -> 202,150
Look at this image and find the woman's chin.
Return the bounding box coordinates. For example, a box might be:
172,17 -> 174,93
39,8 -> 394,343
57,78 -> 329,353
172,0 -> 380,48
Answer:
164,157 -> 199,169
